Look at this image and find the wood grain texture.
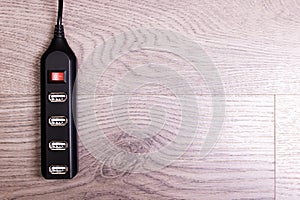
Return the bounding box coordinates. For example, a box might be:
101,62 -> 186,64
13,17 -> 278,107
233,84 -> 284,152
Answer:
0,0 -> 300,94
276,96 -> 300,199
1,0 -> 299,199
0,95 -> 274,199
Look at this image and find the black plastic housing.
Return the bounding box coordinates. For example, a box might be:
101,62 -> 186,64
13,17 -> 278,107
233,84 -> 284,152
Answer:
40,35 -> 78,179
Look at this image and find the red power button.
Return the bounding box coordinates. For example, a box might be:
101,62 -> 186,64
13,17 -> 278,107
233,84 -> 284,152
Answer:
50,71 -> 65,82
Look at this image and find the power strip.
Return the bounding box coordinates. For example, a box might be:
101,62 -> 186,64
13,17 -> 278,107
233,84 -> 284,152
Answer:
40,0 -> 78,179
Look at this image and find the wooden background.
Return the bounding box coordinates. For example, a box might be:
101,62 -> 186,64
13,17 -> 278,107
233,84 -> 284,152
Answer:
0,0 -> 300,199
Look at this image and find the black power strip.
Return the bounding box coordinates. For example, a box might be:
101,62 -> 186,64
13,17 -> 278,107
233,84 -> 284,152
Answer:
40,0 -> 78,179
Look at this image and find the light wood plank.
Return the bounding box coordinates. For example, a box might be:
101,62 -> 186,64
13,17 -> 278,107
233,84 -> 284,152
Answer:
276,95 -> 300,199
0,95 -> 274,199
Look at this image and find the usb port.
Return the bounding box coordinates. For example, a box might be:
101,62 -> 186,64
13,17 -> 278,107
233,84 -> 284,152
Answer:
48,92 -> 68,103
49,165 -> 68,175
48,116 -> 68,127
49,141 -> 68,151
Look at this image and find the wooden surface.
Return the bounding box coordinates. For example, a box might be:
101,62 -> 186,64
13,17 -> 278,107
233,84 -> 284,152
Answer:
0,0 -> 299,199
276,96 -> 300,199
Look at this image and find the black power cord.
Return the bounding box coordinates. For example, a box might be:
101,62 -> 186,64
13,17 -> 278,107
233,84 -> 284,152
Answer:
57,0 -> 63,26
54,0 -> 64,37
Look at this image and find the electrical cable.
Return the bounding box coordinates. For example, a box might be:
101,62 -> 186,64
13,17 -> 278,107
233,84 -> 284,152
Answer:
55,0 -> 64,37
